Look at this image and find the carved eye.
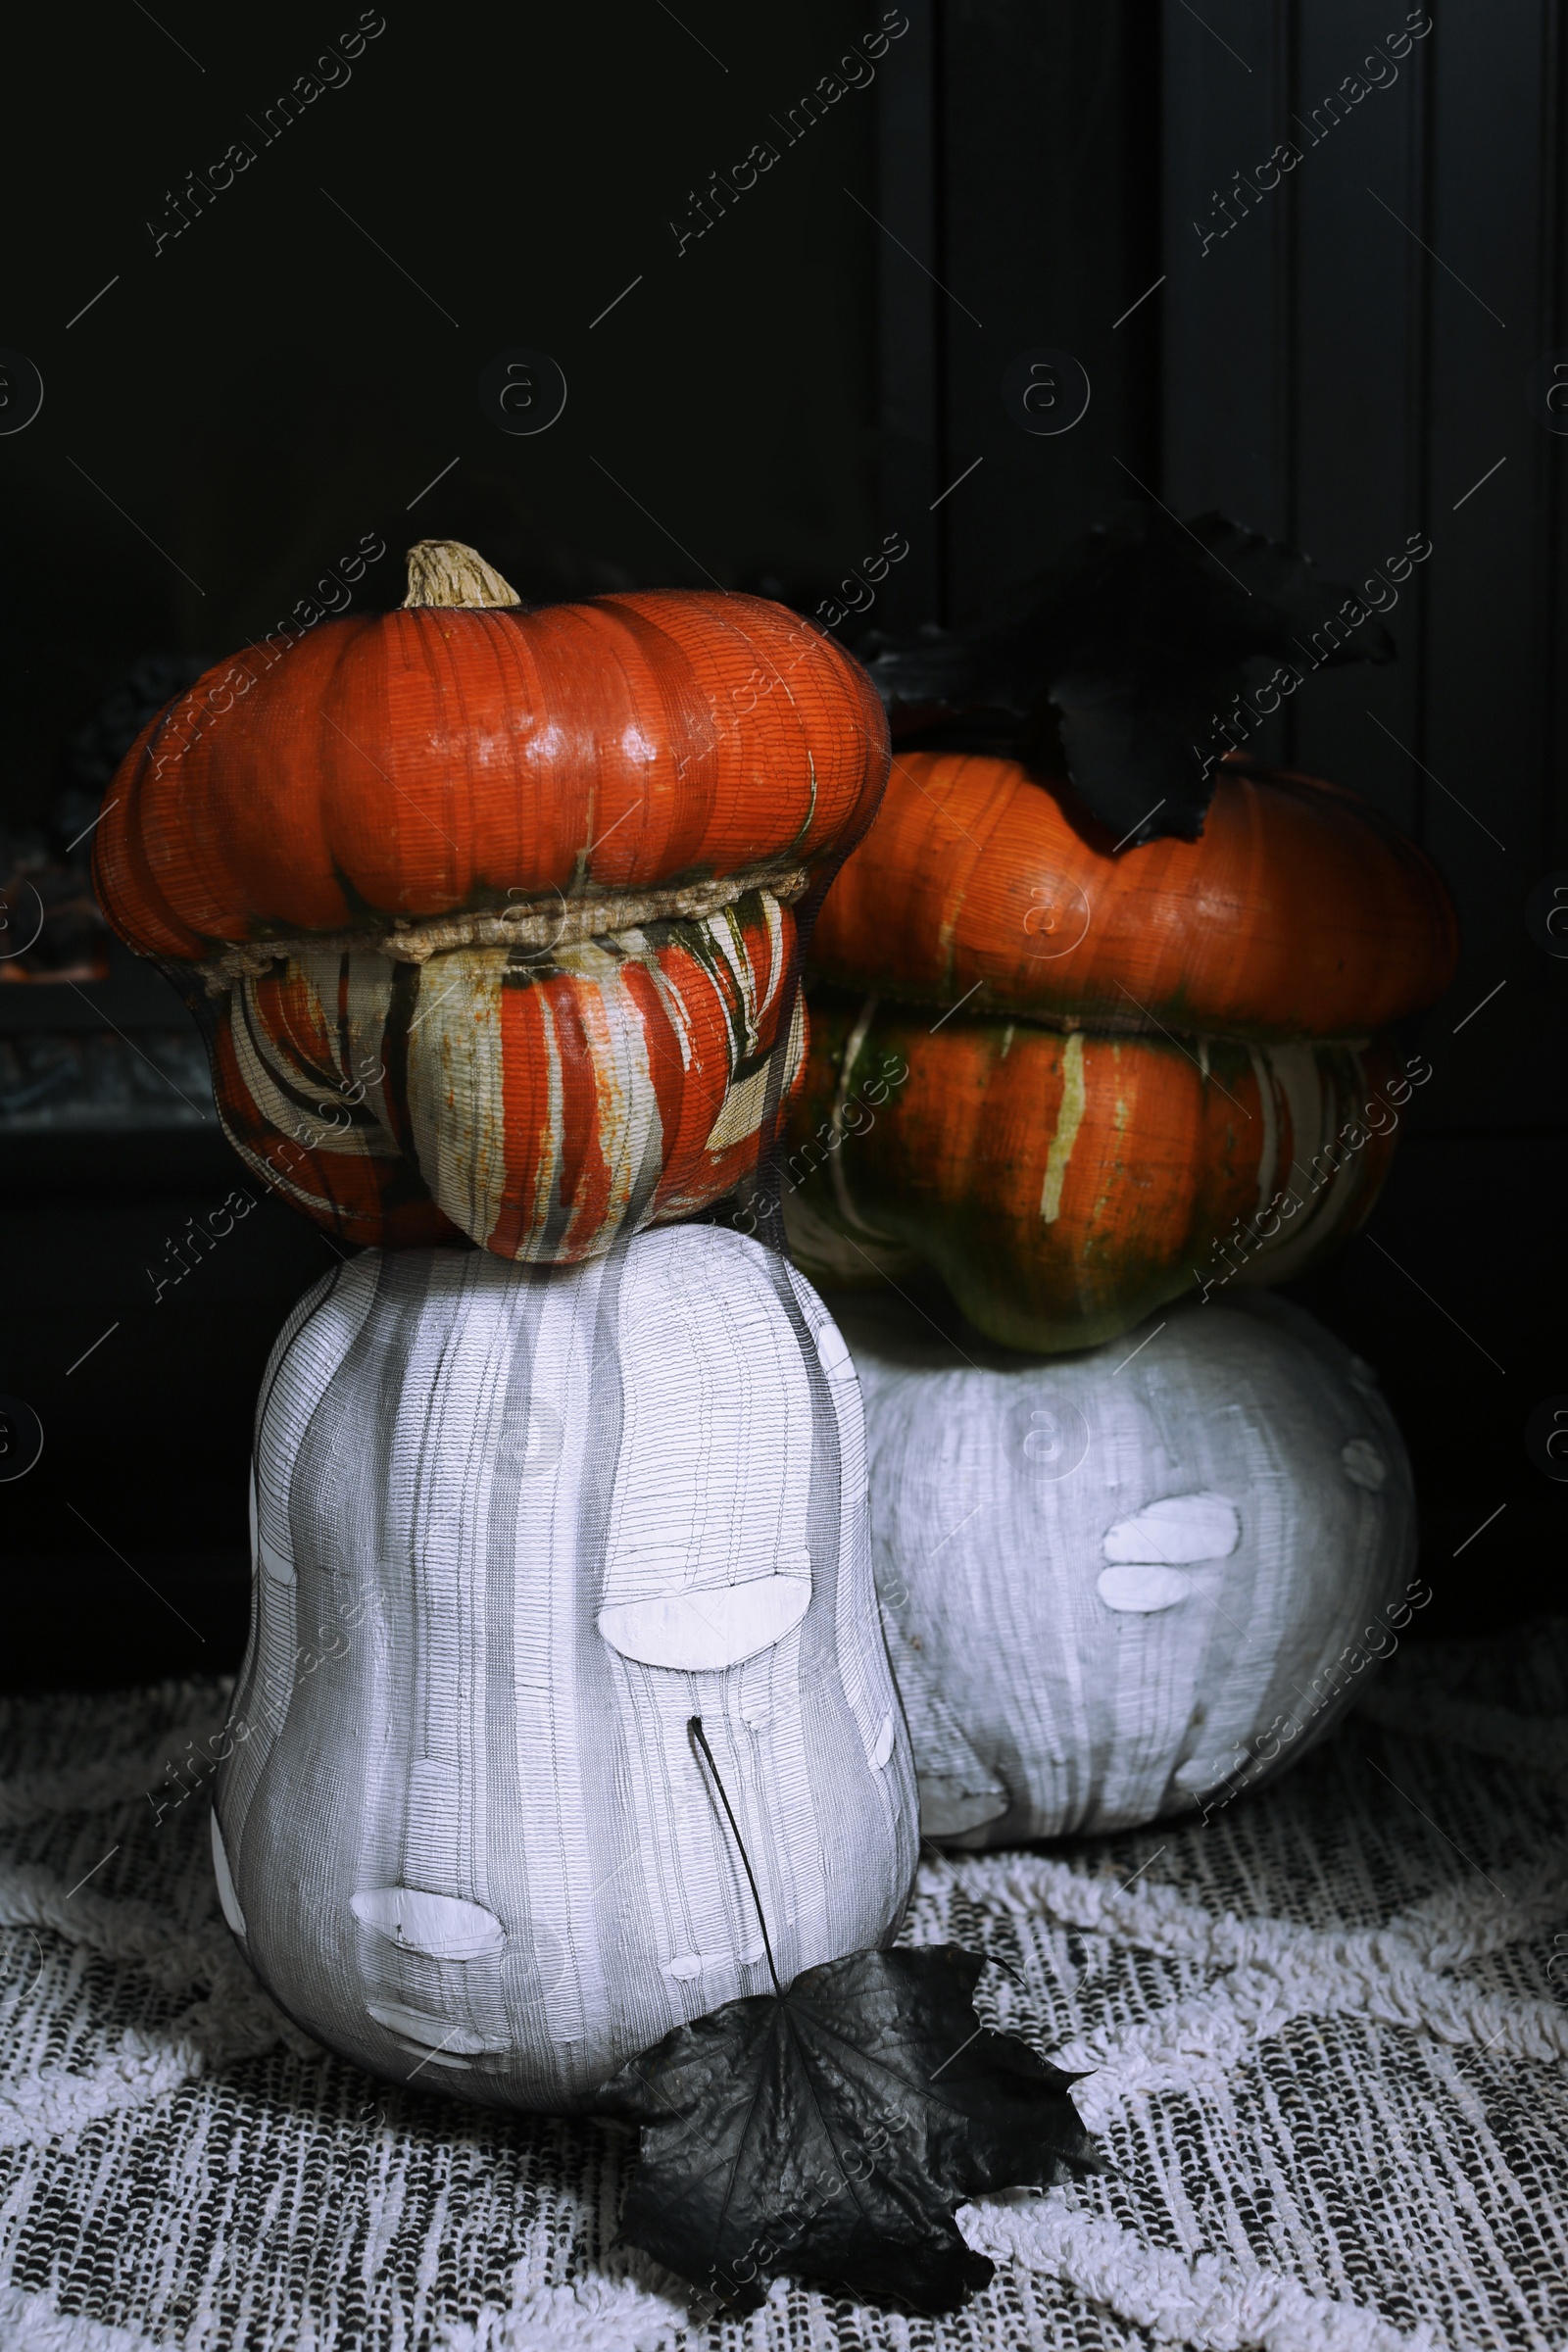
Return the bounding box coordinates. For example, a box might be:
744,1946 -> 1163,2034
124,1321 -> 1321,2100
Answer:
1097,1562 -> 1195,1613
1102,1493 -> 1241,1564
1341,1439 -> 1386,1490
598,1568 -> 811,1671
1097,1493 -> 1242,1613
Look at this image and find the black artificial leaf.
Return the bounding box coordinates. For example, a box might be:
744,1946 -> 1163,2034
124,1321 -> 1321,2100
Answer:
857,503 -> 1396,843
1044,660 -> 1253,844
595,1941 -> 1102,2318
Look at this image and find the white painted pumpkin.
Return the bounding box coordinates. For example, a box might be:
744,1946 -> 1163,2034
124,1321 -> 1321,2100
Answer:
214,1227 -> 917,2111
842,1289 -> 1417,1842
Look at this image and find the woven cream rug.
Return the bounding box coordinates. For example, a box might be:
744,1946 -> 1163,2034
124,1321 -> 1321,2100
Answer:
1,1621 -> 1564,2352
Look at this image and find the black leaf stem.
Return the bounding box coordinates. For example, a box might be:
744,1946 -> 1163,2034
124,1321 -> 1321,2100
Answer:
919,1838 -> 1028,1991
688,1715 -> 784,1997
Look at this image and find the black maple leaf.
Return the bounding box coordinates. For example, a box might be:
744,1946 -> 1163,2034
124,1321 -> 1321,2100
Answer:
593,1722 -> 1102,2317
856,502 -> 1397,844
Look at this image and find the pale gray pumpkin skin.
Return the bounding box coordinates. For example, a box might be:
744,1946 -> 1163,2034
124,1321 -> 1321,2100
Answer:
214,1228 -> 917,2112
844,1290 -> 1418,1843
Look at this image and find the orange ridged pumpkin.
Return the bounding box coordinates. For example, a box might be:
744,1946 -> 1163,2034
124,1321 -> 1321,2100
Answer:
786,1000 -> 1404,1351
211,894 -> 804,1256
809,752 -> 1457,1036
786,751 -> 1457,1349
96,542 -> 889,1261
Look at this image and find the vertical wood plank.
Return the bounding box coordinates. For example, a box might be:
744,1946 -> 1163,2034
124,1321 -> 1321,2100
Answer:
1419,1 -> 1559,1129
1160,0 -> 1294,536
1160,0 -> 1294,768
875,0 -> 944,630
1285,0 -> 1430,837
933,1 -> 1161,624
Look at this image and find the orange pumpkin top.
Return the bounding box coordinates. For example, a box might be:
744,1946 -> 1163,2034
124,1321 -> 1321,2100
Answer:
96,542 -> 889,964
809,750 -> 1458,1039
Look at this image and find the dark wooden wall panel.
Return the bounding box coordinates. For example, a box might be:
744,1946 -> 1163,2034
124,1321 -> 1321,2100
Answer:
874,0 -> 943,630
876,0 -> 1566,1144
1420,3 -> 1556,1133
1161,0 -> 1568,1139
1289,0 -> 1430,845
878,0 -> 1160,629
1160,0 -> 1293,544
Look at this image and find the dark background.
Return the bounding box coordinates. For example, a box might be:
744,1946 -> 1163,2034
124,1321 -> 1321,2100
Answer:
2,1 -> 1562,1686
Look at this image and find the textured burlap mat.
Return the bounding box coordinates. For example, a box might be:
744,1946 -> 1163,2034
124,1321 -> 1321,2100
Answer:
1,1620 -> 1563,2352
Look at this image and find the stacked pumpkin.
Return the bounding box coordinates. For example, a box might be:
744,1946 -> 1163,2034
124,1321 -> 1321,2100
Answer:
786,748 -> 1458,1350
98,540 -> 890,1262
97,543 -> 924,2108
844,1281 -> 1423,1843
778,732 -> 1455,1839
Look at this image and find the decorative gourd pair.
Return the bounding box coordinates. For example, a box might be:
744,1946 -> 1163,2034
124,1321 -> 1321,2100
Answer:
100,543 -> 919,2105
99,540 -> 886,1260
771,577 -> 1448,1848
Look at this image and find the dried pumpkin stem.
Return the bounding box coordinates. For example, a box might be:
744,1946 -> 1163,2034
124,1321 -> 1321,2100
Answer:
404,539 -> 523,610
